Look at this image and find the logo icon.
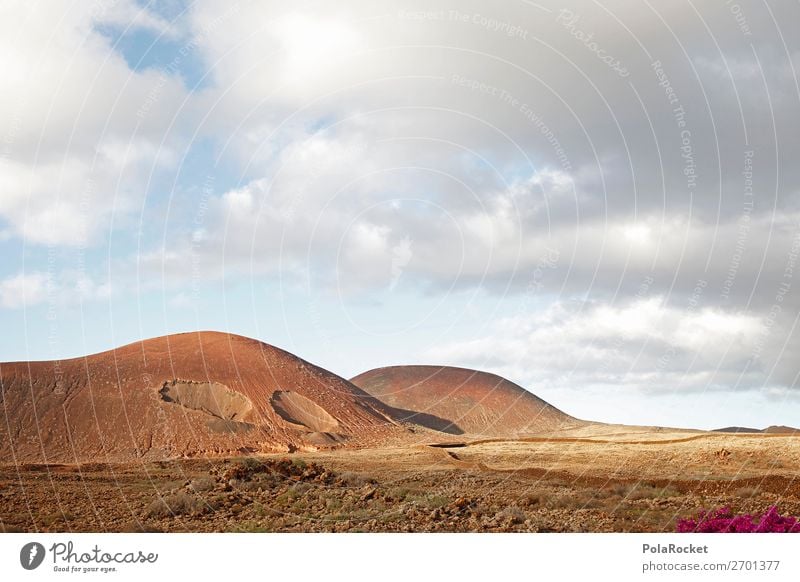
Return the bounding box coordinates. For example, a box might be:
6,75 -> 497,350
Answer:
20,542 -> 46,570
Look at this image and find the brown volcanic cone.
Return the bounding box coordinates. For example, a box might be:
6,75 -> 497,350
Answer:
351,365 -> 582,437
0,332 -> 402,463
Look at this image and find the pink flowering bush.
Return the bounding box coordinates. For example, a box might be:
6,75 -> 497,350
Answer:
677,506 -> 800,533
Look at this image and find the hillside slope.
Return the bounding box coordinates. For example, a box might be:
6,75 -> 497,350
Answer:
0,332 -> 403,462
351,365 -> 583,437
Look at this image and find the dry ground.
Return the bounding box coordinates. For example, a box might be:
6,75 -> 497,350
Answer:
1,430 -> 798,533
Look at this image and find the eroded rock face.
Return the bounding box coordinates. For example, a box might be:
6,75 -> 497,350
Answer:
159,380 -> 254,422
270,390 -> 340,433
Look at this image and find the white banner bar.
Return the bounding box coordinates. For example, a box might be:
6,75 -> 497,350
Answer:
1,533 -> 798,582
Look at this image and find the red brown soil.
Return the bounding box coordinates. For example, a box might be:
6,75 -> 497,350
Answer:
4,433 -> 798,533
350,365 -> 584,437
0,332 -> 406,463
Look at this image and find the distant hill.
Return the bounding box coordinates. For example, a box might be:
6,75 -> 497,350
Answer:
764,425 -> 800,434
713,425 -> 799,434
713,427 -> 763,434
351,365 -> 584,437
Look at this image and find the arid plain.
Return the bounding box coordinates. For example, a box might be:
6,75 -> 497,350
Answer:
1,332 -> 798,532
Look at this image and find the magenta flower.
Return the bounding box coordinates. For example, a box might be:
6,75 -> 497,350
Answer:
677,506 -> 800,533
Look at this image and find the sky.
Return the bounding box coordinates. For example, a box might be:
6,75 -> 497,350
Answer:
1,0 -> 799,430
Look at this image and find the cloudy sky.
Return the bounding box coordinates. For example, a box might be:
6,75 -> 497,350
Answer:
2,0 -> 799,429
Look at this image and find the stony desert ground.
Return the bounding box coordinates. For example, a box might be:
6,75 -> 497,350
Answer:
1,332 -> 798,533
2,428 -> 798,533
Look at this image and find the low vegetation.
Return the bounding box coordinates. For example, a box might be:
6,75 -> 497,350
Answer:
3,445 -> 799,533
677,506 -> 800,533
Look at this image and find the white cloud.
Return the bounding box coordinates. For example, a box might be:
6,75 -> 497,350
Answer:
0,273 -> 50,309
0,142 -> 175,246
0,1 -> 187,246
427,297 -> 767,394
222,184 -> 257,217
0,271 -> 111,310
271,13 -> 364,90
153,0 -> 798,311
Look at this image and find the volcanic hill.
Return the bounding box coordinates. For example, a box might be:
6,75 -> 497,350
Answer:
350,365 -> 583,437
714,426 -> 800,434
0,332 -> 404,463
